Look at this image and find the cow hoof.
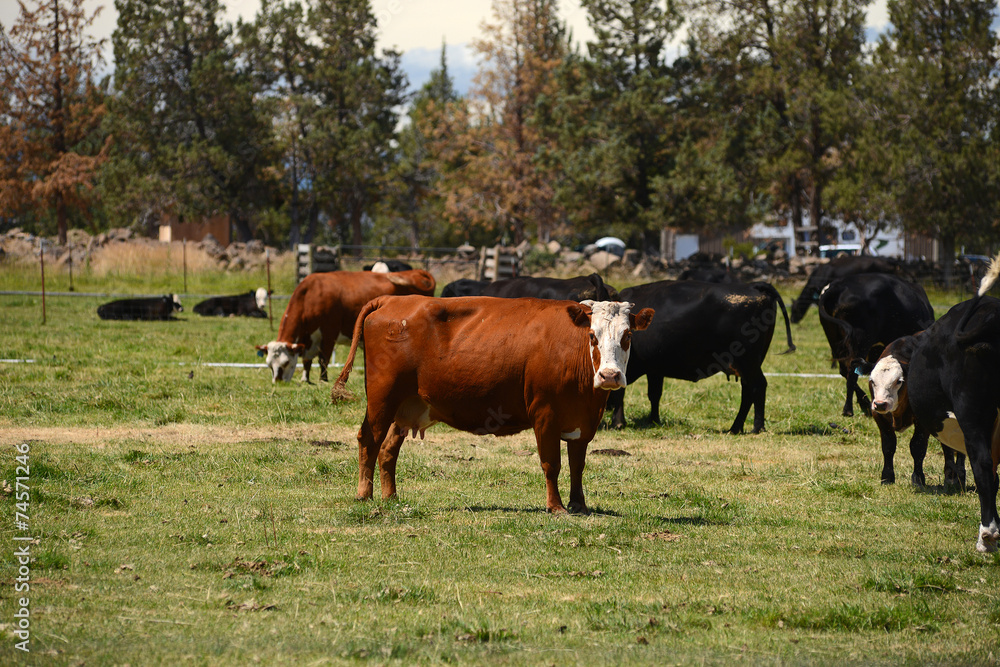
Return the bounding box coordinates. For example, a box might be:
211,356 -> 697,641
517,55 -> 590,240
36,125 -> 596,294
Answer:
567,502 -> 590,516
354,493 -> 372,502
881,478 -> 894,486
977,523 -> 999,553
611,421 -> 626,430
909,474 -> 924,487
842,409 -> 854,418
548,505 -> 568,515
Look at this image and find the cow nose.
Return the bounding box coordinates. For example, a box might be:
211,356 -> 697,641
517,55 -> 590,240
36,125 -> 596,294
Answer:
872,400 -> 888,413
598,368 -> 623,388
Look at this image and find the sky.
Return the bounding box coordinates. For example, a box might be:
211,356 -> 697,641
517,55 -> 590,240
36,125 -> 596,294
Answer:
1,0 -> 893,95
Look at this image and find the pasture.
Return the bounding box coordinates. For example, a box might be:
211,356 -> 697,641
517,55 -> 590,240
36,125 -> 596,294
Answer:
1,266 -> 998,665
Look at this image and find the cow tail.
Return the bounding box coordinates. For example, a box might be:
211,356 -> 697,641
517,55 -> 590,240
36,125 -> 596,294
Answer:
752,282 -> 796,354
330,297 -> 380,404
955,250 -> 1000,343
817,284 -> 856,365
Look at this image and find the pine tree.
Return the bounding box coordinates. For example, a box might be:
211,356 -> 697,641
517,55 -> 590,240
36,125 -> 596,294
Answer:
873,0 -> 998,282
688,0 -> 870,246
102,0 -> 275,241
0,0 -> 108,244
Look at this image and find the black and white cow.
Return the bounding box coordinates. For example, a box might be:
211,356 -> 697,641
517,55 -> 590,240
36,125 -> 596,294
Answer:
193,288 -> 269,318
818,273 -> 934,417
859,334 -> 966,488
363,260 -> 413,272
903,256 -> 1000,552
97,295 -> 183,321
605,280 -> 795,433
790,255 -> 899,323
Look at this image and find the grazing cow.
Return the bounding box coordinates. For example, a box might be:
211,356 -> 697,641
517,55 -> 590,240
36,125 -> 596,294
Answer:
363,260 -> 413,272
331,296 -> 654,513
606,280 -> 795,433
790,255 -> 899,323
678,266 -> 738,283
97,295 -> 183,321
256,270 -> 436,383
817,273 -> 934,417
193,288 -> 269,318
481,273 -> 619,302
858,335 -> 966,487
905,255 -> 1000,552
441,279 -> 488,298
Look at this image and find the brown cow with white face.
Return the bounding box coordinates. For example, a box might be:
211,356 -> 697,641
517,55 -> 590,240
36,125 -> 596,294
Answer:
256,270 -> 436,383
332,296 -> 654,514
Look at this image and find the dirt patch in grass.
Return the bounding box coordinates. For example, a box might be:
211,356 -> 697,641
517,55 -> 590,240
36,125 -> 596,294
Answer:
0,424 -> 351,448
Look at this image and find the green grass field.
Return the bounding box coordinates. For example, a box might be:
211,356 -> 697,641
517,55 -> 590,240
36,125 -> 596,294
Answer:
1,263 -> 997,665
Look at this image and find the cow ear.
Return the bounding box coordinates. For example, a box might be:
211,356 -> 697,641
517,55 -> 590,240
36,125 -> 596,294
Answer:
289,343 -> 306,354
630,307 -> 654,331
852,358 -> 874,376
566,304 -> 592,327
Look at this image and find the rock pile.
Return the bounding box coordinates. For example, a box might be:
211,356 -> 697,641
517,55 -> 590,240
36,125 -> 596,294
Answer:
0,228 -> 281,272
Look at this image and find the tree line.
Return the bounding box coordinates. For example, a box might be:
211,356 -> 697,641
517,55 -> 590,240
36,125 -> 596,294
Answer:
2,0 -> 998,263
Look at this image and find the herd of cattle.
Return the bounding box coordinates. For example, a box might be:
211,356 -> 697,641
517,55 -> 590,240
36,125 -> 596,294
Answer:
95,255 -> 1000,553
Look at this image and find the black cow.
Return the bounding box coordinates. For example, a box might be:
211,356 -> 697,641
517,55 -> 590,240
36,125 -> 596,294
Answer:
857,335 -> 966,488
905,256 -> 1000,552
193,288 -> 269,318
790,255 -> 899,323
481,273 -> 618,302
678,266 -> 738,283
363,260 -> 414,272
606,280 -> 795,433
818,273 -> 934,418
97,295 -> 183,321
441,279 -> 488,298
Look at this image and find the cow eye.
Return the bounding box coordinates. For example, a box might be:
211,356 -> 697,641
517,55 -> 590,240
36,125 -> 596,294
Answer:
895,378 -> 904,386
589,332 -> 598,345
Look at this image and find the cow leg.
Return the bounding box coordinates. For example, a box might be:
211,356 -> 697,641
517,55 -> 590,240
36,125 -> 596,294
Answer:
750,371 -> 768,434
849,373 -> 871,417
301,358 -> 312,383
943,448 -> 967,491
377,424 -> 407,500
565,439 -> 590,515
647,375 -> 664,424
729,369 -> 765,434
607,388 -> 627,429
355,416 -> 381,501
533,425 -> 566,513
956,418 -> 1000,552
874,415 -> 898,484
907,426 -> 929,488
318,340 -> 334,383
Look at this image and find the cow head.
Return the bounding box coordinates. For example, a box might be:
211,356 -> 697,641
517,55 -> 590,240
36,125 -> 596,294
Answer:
370,261 -> 390,273
385,269 -> 436,295
255,288 -> 269,311
867,354 -> 906,414
256,341 -> 306,383
575,300 -> 654,390
170,294 -> 183,312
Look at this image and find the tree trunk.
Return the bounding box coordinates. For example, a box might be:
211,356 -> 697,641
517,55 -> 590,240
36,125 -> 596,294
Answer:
56,192 -> 67,245
940,231 -> 956,290
231,211 -> 253,242
350,204 -> 363,257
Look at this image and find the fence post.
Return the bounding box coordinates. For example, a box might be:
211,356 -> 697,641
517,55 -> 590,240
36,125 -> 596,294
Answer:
183,238 -> 188,294
39,241 -> 46,325
266,248 -> 274,331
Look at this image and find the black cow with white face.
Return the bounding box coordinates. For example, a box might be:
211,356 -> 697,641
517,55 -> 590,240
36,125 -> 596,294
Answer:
818,273 -> 934,418
904,256 -> 1000,552
606,280 -> 795,434
97,295 -> 183,321
790,255 -> 899,323
858,334 -> 966,488
193,288 -> 269,318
